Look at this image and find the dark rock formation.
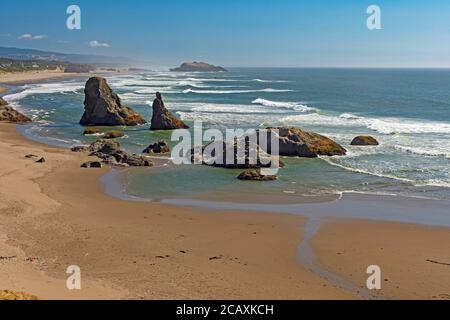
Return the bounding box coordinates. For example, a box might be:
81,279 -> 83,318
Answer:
0,97 -> 7,106
80,77 -> 146,126
257,127 -> 346,157
103,130 -> 125,139
351,136 -> 379,146
25,154 -> 38,159
72,139 -> 153,167
0,98 -> 31,123
143,141 -> 170,154
71,145 -> 90,153
71,139 -> 121,154
89,139 -> 121,154
237,169 -> 277,181
81,161 -> 102,168
83,128 -> 102,135
189,137 -> 284,169
150,92 -> 189,130
35,157 -> 46,163
170,61 -> 227,72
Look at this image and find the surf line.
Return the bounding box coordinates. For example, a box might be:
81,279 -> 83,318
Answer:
297,215 -> 384,300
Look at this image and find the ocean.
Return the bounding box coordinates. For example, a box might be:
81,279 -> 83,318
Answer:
4,68 -> 450,201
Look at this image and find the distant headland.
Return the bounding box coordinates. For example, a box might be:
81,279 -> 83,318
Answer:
170,61 -> 227,72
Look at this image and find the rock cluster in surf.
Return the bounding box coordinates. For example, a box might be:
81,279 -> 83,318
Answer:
143,140 -> 170,154
80,77 -> 146,126
72,139 -> 153,167
237,169 -> 278,181
188,137 -> 284,169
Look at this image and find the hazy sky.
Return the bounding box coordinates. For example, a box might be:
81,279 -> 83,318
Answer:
1,0 -> 450,68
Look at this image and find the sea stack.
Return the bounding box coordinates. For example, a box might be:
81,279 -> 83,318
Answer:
150,92 -> 189,130
80,77 -> 146,126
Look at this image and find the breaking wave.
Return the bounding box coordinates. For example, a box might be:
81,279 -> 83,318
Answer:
252,98 -> 315,112
183,88 -> 293,94
281,112 -> 450,135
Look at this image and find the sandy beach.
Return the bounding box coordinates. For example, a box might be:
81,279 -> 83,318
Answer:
0,70 -> 88,85
0,121 -> 449,300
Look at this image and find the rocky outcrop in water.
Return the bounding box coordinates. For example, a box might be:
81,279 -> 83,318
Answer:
170,61 -> 227,72
143,140 -> 170,154
350,136 -> 379,146
103,130 -> 125,139
80,77 -> 146,126
72,139 -> 152,167
256,127 -> 346,157
0,98 -> 31,123
189,137 -> 284,169
83,128 -> 102,135
237,169 -> 277,181
150,92 -> 189,130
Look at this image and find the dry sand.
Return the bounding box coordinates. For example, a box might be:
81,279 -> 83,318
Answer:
0,70 -> 85,85
0,123 -> 449,300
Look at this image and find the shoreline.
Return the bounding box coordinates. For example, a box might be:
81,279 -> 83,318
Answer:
0,70 -> 87,85
1,123 -> 450,299
0,69 -> 122,86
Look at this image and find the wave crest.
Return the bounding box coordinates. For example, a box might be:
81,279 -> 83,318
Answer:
252,98 -> 314,112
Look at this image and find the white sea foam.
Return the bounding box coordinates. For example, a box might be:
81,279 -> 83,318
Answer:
251,98 -> 314,112
176,111 -> 270,126
253,78 -> 289,83
322,157 -> 416,183
394,145 -> 450,159
173,102 -> 290,114
183,88 -> 293,94
134,88 -> 180,94
280,112 -> 450,135
3,82 -> 84,104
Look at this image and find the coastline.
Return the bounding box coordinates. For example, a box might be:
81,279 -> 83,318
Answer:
1,122 -> 450,299
0,69 -> 122,86
0,70 -> 88,85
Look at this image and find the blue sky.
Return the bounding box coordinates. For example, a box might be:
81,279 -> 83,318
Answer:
1,0 -> 450,67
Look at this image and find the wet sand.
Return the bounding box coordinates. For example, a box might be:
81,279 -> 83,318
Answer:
311,219 -> 450,300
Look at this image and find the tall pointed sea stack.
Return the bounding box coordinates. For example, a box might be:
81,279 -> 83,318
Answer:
80,77 -> 146,126
150,92 -> 189,130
